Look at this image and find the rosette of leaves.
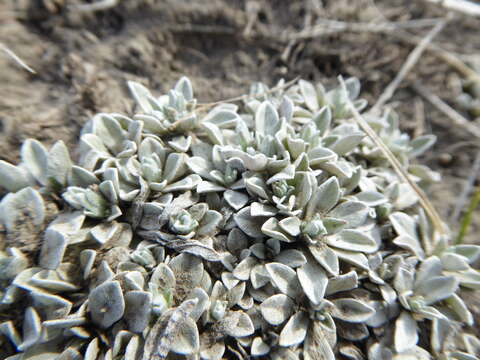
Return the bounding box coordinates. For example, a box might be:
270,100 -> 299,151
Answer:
1,75 -> 480,360
128,77 -> 197,134
0,139 -> 72,193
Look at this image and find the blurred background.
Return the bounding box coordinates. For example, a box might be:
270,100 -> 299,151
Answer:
0,0 -> 479,242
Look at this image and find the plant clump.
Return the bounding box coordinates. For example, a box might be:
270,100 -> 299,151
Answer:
0,76 -> 479,360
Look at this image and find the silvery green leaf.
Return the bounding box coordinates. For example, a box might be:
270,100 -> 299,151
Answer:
331,298 -> 375,323
297,261 -> 328,305
174,76 -> 194,101
245,175 -> 269,199
233,256 -> 258,281
163,153 -> 187,183
265,262 -> 302,298
197,210 -> 222,236
395,311 -> 418,353
441,253 -> 470,271
334,249 -> 370,270
305,177 -> 340,218
197,180 -> 226,193
89,281 -> 125,329
46,140 -> 72,188
260,294 -> 294,325
299,79 -> 319,111
329,201 -> 369,228
325,271 -> 358,296
303,316 -> 336,360
150,263 -> 176,295
0,187 -> 45,232
21,139 -> 48,185
69,165 -> 99,187
278,216 -> 301,237
415,276 -> 459,305
307,147 -> 337,166
329,132 -> 365,156
365,301 -> 389,328
354,191 -> 387,206
415,256 -> 442,286
227,228 -> 249,254
337,320 -> 369,341
31,290 -> 72,320
409,135 -> 436,157
309,245 -> 339,275
267,164 -> 295,185
80,249 -> 96,280
39,228 -> 68,270
323,217 -> 348,234
445,294 -> 473,325
394,267 -> 415,294
170,317 -> 200,355
224,190 -> 249,210
262,218 -> 293,243
169,239 -> 222,262
327,230 -> 377,253
286,137 -> 306,159
390,212 -> 425,259
223,311 -> 254,338
251,337 -> 270,357
203,109 -> 239,128
255,101 -> 280,136
169,253 -> 204,290
450,268 -> 480,289
279,312 -> 309,347
202,122 -> 224,145
320,159 -> 353,179
0,161 -> 32,192
313,106 -> 332,136
124,291 -> 152,333
234,206 -> 266,238
275,250 -> 307,268
251,264 -> 270,289
446,245 -> 480,264
128,81 -> 154,113
17,307 -> 42,351
168,136 -> 192,153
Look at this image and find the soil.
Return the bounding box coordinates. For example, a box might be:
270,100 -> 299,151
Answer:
1,0 -> 480,356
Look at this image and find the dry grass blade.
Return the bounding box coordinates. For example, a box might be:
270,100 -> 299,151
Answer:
286,18 -> 445,40
0,43 -> 36,74
339,77 -> 447,240
371,19 -> 447,112
422,0 -> 480,17
70,0 -> 118,12
413,83 -> 480,139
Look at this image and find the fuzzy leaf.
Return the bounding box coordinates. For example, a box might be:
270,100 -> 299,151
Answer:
279,312 -> 309,347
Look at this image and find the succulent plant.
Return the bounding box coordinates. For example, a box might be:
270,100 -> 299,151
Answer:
0,76 -> 479,360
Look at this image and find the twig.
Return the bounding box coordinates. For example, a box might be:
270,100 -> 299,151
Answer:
339,77 -> 447,242
456,186 -> 480,244
0,43 -> 36,74
413,98 -> 426,137
413,83 -> 480,139
371,19 -> 447,112
388,31 -> 480,83
450,150 -> 480,224
422,0 -> 480,17
285,18 -> 446,40
70,0 -> 118,12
